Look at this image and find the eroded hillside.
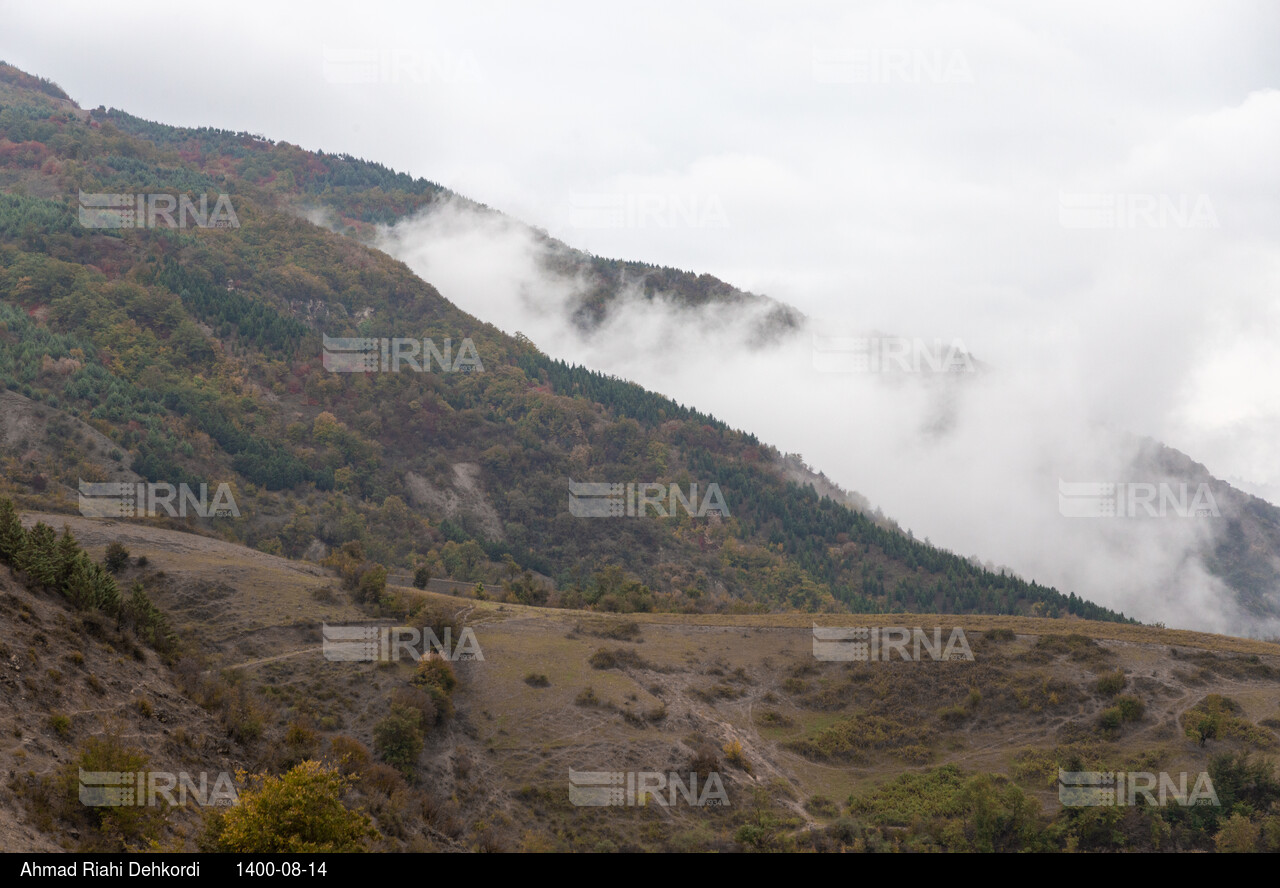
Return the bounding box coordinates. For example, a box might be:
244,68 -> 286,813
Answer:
4,515 -> 1278,852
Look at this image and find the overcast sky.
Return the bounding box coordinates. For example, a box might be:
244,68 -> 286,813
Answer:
6,1 -> 1280,631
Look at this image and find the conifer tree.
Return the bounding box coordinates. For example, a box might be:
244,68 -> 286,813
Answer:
92,564 -> 120,616
56,526 -> 80,590
0,497 -> 25,565
19,521 -> 59,589
63,553 -> 96,610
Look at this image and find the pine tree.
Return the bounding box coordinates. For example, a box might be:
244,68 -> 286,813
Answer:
0,497 -> 25,565
56,525 -> 80,590
19,522 -> 59,589
91,565 -> 120,616
123,582 -> 167,649
63,553 -> 96,610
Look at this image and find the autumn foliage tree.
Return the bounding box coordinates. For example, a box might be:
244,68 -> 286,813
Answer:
204,761 -> 376,852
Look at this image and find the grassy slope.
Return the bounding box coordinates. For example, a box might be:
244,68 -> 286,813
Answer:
6,515 -> 1277,850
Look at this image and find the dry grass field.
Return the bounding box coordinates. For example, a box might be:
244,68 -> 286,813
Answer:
5,514 -> 1280,851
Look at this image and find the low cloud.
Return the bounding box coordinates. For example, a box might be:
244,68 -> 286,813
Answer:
376,139 -> 1280,637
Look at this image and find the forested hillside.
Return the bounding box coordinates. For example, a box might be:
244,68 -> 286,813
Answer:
0,62 -> 1127,623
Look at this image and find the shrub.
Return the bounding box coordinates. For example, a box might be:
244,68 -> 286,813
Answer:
412,657 -> 457,694
524,673 -> 550,687
692,684 -> 743,703
723,739 -> 751,773
786,714 -> 927,764
256,538 -> 283,556
1094,670 -> 1126,696
357,565 -> 388,605
360,763 -> 404,798
689,744 -> 720,779
575,686 -> 604,707
1216,813 -> 1261,853
1033,634 -> 1110,664
204,761 -> 377,852
222,687 -> 265,745
284,721 -> 318,757
48,714 -> 71,738
419,682 -> 455,722
404,604 -> 462,650
1182,695 -> 1273,748
898,744 -> 934,765
1114,695 -> 1145,721
322,542 -> 367,589
373,706 -> 424,774
756,709 -> 793,727
1186,711 -> 1220,747
805,795 -> 839,818
588,647 -> 649,670
390,687 -> 437,730
58,735 -> 164,849
103,542 -> 130,575
828,817 -> 864,846
327,736 -> 371,775
577,620 -> 642,641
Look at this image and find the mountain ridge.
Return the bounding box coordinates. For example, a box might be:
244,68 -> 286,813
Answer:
0,61 -> 1132,624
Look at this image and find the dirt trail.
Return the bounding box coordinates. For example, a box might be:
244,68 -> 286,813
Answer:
207,646 -> 323,675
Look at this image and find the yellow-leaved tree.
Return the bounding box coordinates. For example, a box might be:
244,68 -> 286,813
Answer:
204,760 -> 377,852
